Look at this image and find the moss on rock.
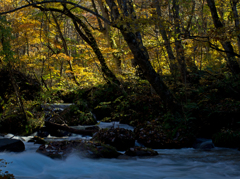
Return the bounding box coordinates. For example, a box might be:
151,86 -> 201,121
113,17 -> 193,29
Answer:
92,128 -> 135,151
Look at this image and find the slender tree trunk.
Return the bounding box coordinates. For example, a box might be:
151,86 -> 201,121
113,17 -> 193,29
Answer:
55,35 -> 64,77
96,0 -> 122,73
172,0 -> 188,83
50,11 -> 80,86
207,0 -> 240,75
154,0 -> 178,78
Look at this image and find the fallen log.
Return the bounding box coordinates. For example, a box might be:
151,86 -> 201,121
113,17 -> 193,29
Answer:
45,121 -> 98,136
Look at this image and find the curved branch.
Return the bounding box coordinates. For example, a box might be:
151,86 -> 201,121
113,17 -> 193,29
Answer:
192,38 -> 240,58
0,0 -> 113,26
81,15 -> 102,31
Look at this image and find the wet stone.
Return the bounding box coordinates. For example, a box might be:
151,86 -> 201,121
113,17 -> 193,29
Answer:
92,127 -> 135,151
36,140 -> 121,159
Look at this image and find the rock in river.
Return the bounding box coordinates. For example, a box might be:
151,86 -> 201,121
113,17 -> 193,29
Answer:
92,127 -> 135,151
0,138 -> 25,152
36,140 -> 121,159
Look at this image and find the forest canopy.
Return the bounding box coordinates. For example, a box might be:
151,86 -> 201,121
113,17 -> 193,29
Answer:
0,0 -> 240,145
0,0 -> 239,86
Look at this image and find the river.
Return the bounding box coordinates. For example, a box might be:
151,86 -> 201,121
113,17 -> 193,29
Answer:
1,132 -> 240,179
1,103 -> 240,179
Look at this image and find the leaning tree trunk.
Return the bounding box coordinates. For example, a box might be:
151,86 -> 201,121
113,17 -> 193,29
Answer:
64,6 -> 120,85
105,0 -> 183,116
36,5 -> 120,85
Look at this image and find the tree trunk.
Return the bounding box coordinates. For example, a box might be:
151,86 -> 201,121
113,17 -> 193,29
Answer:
96,0 -> 122,73
50,11 -> 80,86
105,0 -> 183,115
231,0 -> 240,62
154,0 -> 178,78
67,11 -> 120,85
36,5 -> 120,85
172,0 -> 188,83
207,0 -> 240,75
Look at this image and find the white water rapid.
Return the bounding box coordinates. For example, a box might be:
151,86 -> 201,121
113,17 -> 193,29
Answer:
0,138 -> 240,179
0,117 -> 239,179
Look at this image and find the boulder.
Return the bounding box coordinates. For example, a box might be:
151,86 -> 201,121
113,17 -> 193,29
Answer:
28,136 -> 46,144
92,128 -> 135,151
193,138 -> 214,151
199,142 -> 214,150
37,127 -> 50,137
134,124 -> 194,149
36,140 -> 121,159
38,124 -> 71,137
0,138 -> 25,152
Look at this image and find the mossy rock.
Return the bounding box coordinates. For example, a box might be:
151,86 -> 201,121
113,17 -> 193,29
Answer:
36,140 -> 121,159
212,130 -> 240,148
28,136 -> 46,144
110,93 -> 162,126
92,128 -> 135,151
134,122 -> 194,149
76,142 -> 121,158
50,104 -> 97,126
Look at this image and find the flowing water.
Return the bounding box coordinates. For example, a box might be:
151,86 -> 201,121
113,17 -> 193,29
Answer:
1,134 -> 240,179
1,108 -> 240,179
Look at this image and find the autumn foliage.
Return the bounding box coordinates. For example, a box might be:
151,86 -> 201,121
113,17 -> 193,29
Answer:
0,0 -> 240,148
